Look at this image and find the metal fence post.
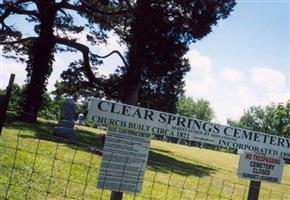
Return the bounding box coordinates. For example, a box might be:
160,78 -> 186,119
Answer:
247,180 -> 261,200
110,191 -> 123,200
0,73 -> 15,135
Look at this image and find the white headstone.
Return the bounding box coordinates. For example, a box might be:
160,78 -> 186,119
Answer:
53,98 -> 76,140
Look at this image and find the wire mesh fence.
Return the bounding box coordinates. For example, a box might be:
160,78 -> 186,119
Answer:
0,128 -> 290,200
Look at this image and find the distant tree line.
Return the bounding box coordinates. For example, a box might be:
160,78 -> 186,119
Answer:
0,83 -> 214,122
228,102 -> 290,138
0,84 -> 87,120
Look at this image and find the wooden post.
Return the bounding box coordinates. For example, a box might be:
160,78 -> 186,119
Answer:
110,191 -> 123,200
247,180 -> 261,200
0,74 -> 15,135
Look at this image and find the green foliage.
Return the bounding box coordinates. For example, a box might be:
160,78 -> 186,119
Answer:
1,0 -> 236,119
0,84 -> 24,114
0,0 -> 111,121
8,84 -> 24,113
227,101 -> 290,137
37,93 -> 58,120
106,0 -> 236,108
177,95 -> 214,121
2,83 -> 64,120
0,89 -> 4,96
57,0 -> 236,113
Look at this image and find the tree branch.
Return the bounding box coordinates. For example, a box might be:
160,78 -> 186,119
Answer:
54,37 -> 128,83
0,0 -> 33,8
54,37 -> 98,84
55,1 -> 130,42
0,9 -> 12,29
94,50 -> 128,68
57,0 -> 129,16
0,4 -> 38,21
11,7 -> 38,17
0,36 -> 37,45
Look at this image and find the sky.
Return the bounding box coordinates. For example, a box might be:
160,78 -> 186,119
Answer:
0,1 -> 289,124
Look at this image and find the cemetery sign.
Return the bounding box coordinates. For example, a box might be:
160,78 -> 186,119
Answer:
87,98 -> 290,159
237,151 -> 284,183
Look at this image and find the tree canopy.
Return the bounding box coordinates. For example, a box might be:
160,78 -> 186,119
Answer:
1,0 -> 236,121
0,0 -> 126,121
228,101 -> 290,138
176,95 -> 214,121
56,0 -> 236,113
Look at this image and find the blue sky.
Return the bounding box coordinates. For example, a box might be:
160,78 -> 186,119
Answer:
1,1 -> 289,123
194,1 -> 289,75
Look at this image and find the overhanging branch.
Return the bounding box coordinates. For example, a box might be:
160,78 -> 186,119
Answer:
58,0 -> 130,16
54,37 -> 98,84
54,37 -> 127,84
56,0 -> 129,38
94,50 -> 128,68
0,36 -> 37,45
0,0 -> 33,8
0,4 -> 38,18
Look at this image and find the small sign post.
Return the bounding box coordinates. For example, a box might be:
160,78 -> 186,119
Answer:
110,191 -> 122,200
237,151 -> 284,200
248,180 -> 261,200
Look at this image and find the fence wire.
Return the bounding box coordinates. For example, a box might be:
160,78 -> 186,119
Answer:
0,129 -> 290,200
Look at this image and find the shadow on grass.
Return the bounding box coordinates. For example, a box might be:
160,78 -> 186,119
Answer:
5,112 -> 57,134
148,150 -> 216,177
4,113 -> 104,151
4,114 -> 215,177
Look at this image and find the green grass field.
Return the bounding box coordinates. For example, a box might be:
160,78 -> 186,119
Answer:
0,114 -> 289,199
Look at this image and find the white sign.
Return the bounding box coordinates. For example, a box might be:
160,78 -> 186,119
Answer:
87,98 -> 290,159
237,152 -> 284,183
97,127 -> 151,193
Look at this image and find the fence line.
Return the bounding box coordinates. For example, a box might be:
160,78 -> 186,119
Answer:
0,129 -> 289,199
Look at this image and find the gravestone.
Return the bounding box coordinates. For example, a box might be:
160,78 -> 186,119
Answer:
53,98 -> 76,140
76,113 -> 85,125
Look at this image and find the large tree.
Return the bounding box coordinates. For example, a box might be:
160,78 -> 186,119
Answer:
119,0 -> 236,108
0,0 -> 127,122
56,0 -> 236,113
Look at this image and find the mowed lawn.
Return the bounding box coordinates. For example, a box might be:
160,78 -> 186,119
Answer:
0,115 -> 289,200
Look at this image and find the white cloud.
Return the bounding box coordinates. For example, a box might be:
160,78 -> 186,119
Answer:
184,49 -> 289,124
249,67 -> 287,91
0,59 -> 26,89
184,49 -> 216,98
185,76 -> 215,98
185,49 -> 212,76
220,67 -> 244,83
0,47 -> 25,88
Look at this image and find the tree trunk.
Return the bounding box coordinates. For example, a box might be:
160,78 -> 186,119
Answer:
122,0 -> 148,106
21,2 -> 57,122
